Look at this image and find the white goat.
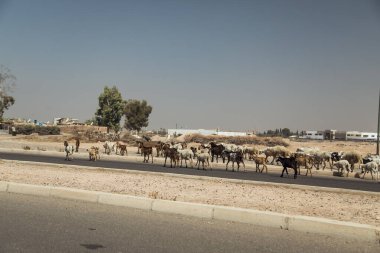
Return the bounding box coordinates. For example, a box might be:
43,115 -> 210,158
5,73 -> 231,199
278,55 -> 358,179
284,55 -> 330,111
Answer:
332,160 -> 351,177
103,141 -> 116,155
360,162 -> 379,181
64,145 -> 74,161
195,152 -> 211,170
177,149 -> 194,168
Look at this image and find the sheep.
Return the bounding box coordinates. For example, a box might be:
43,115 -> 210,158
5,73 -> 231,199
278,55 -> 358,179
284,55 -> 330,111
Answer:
360,162 -> 379,181
252,155 -> 268,173
195,152 -> 211,170
332,160 -> 351,177
341,151 -> 363,171
177,149 -> 194,168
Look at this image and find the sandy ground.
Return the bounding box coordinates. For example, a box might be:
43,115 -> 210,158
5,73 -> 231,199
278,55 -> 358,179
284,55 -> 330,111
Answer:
0,134 -> 379,227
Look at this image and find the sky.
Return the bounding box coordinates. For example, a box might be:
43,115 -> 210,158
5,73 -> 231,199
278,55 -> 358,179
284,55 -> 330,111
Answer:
0,0 -> 380,132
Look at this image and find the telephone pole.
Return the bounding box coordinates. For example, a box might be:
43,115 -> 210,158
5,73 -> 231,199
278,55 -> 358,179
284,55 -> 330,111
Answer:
377,89 -> 380,155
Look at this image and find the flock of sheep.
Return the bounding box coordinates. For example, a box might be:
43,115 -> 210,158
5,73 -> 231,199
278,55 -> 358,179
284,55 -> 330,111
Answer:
63,140 -> 379,181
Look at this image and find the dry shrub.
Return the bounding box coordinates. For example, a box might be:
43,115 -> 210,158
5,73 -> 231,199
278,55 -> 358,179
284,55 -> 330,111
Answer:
183,134 -> 289,147
23,145 -> 31,150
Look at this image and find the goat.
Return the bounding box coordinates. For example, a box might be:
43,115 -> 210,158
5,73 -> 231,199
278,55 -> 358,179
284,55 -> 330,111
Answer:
244,146 -> 259,160
360,162 -> 379,181
276,156 -> 298,179
195,152 -> 211,170
332,160 -> 351,177
252,155 -> 267,173
341,151 -> 363,171
291,153 -> 311,176
331,151 -> 343,162
64,144 -> 74,161
116,142 -> 128,156
103,141 -> 116,155
87,146 -> 98,161
163,146 -> 179,168
224,150 -> 245,172
177,149 -> 194,168
209,142 -> 225,163
262,146 -> 291,164
141,146 -> 153,163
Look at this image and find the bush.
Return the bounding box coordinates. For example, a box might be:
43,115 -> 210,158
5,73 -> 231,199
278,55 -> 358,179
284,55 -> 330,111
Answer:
35,126 -> 60,135
13,125 -> 60,135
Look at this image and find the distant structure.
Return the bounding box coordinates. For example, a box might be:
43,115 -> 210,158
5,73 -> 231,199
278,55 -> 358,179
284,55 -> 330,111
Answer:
167,129 -> 253,137
300,130 -> 378,141
53,117 -> 81,126
54,117 -> 108,134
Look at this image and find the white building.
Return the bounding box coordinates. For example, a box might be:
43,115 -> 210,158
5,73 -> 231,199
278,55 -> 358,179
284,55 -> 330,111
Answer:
346,131 -> 377,141
167,129 -> 249,137
299,130 -> 324,140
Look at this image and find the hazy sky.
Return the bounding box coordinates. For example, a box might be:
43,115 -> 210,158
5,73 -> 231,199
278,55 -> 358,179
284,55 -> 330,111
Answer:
1,0 -> 379,132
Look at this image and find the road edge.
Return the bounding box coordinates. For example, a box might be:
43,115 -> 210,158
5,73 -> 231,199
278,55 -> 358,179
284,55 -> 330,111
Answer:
4,159 -> 380,196
1,181 -> 379,244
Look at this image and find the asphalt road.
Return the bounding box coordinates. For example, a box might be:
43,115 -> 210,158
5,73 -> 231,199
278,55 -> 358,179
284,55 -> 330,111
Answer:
0,151 -> 379,192
1,192 -> 378,253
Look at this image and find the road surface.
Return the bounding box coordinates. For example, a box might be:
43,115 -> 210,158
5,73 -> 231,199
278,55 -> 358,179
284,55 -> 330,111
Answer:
0,192 -> 378,253
0,151 -> 379,192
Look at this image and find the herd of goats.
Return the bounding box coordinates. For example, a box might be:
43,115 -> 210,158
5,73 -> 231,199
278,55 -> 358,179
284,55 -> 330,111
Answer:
63,140 -> 380,180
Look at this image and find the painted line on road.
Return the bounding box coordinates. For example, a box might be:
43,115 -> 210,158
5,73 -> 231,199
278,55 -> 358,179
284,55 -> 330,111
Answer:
0,181 -> 379,244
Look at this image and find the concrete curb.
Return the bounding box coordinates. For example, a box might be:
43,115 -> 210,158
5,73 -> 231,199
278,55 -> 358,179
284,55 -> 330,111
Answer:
4,159 -> 380,197
0,181 -> 379,243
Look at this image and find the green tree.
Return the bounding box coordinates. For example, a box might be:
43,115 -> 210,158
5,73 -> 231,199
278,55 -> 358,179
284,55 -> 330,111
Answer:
282,128 -> 291,137
124,99 -> 152,132
0,66 -> 16,121
95,86 -> 125,132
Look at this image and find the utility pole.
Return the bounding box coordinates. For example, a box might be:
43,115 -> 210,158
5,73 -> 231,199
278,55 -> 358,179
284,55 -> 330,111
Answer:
377,89 -> 380,155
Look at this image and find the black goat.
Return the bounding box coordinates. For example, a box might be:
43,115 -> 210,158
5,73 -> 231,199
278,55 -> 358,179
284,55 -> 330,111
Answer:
209,142 -> 225,163
331,152 -> 342,162
277,156 -> 298,179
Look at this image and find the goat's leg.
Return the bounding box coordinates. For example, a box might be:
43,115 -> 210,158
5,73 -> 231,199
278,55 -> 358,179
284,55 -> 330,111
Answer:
361,171 -> 367,179
270,156 -> 275,165
280,167 -> 286,177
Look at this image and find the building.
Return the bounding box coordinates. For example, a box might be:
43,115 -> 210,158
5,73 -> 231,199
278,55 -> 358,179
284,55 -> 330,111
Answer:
167,129 -> 250,137
299,130 -> 324,140
300,129 -> 378,141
